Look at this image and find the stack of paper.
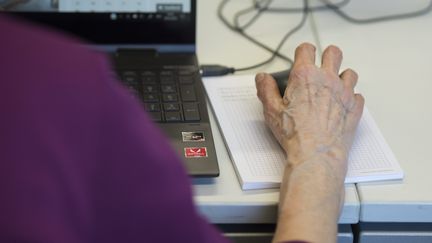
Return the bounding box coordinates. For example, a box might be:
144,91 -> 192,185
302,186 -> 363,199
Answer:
203,75 -> 404,190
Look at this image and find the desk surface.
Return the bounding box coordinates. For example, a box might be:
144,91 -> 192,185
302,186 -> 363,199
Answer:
192,0 -> 359,224
313,0 -> 432,222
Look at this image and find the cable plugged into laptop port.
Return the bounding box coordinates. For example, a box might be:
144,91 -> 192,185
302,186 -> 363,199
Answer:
200,65 -> 235,77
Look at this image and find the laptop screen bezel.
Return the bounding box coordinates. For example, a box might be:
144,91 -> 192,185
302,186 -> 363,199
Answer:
5,0 -> 196,46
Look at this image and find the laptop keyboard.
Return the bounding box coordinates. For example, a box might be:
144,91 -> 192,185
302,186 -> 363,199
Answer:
118,67 -> 201,123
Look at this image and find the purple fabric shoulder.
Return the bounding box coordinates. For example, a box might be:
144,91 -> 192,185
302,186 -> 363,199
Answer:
0,15 -> 227,243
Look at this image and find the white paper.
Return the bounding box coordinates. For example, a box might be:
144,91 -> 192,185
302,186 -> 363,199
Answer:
203,75 -> 404,190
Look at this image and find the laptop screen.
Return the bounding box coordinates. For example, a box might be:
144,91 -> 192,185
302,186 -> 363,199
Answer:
2,0 -> 195,45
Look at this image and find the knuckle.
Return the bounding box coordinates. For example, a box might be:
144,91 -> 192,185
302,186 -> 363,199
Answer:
341,90 -> 353,105
265,103 -> 278,115
291,64 -> 316,79
263,102 -> 283,121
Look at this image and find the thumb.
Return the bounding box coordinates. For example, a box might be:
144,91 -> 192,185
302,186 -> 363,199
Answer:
255,72 -> 282,108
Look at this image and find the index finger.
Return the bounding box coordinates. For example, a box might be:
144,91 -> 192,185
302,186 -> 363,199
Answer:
293,43 -> 316,69
321,45 -> 343,74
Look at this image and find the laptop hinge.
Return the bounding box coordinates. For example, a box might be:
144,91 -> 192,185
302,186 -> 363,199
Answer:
115,48 -> 157,58
95,44 -> 195,54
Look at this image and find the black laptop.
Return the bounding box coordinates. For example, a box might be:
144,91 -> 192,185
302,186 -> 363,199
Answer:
5,0 -> 219,177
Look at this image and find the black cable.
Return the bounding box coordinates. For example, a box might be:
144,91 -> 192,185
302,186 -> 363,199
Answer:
227,0 -> 350,73
233,0 -> 272,30
234,0 -> 346,31
233,0 -> 350,32
235,0 -> 309,72
205,0 -> 432,77
217,0 -> 293,65
255,0 -> 349,13
322,0 -> 432,24
216,0 -> 310,73
234,0 -> 350,30
211,0 -> 347,75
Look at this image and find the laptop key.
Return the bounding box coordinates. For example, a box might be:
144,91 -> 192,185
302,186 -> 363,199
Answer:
141,71 -> 157,83
164,103 -> 180,111
142,76 -> 157,83
180,85 -> 196,101
178,76 -> 195,84
160,76 -> 175,84
142,70 -> 156,76
143,94 -> 160,102
143,84 -> 158,93
160,70 -> 174,76
165,111 -> 182,122
144,103 -> 161,112
122,74 -> 138,82
178,69 -> 196,76
122,70 -> 138,76
122,75 -> 140,87
183,103 -> 200,121
162,94 -> 178,102
161,84 -> 176,93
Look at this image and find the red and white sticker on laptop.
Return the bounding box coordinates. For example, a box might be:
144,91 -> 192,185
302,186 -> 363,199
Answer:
184,147 -> 208,158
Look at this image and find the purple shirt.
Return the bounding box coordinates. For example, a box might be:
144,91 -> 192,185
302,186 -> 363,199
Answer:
0,15 -> 309,243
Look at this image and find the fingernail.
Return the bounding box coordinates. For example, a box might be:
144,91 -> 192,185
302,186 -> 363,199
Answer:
255,72 -> 265,82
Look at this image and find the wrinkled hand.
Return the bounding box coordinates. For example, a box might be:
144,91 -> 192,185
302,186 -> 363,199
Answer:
256,43 -> 364,171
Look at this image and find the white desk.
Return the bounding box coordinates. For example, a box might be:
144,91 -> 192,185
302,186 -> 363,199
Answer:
313,0 -> 432,223
313,0 -> 432,242
193,0 -> 360,226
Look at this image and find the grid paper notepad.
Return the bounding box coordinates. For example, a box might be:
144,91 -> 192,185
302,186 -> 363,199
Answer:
203,74 -> 404,190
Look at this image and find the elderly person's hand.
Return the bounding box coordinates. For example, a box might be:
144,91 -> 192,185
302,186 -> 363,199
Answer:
256,43 -> 364,173
256,43 -> 364,243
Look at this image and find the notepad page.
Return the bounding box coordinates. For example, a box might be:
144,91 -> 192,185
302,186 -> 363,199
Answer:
346,109 -> 404,183
212,84 -> 286,187
203,75 -> 403,190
